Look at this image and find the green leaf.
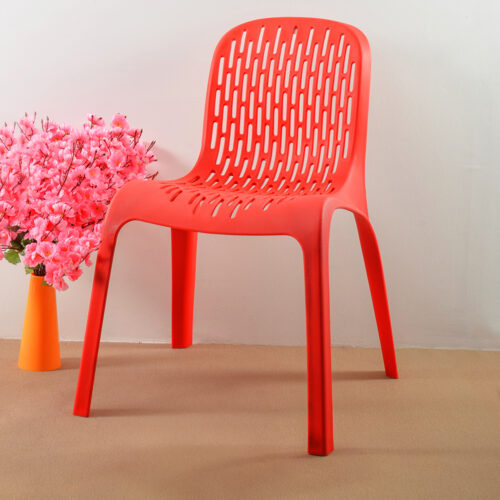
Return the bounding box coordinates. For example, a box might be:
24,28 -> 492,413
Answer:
10,240 -> 23,251
4,249 -> 21,265
24,266 -> 35,275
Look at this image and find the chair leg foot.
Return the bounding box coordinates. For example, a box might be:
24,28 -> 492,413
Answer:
309,440 -> 335,456
73,404 -> 90,418
171,229 -> 197,348
354,214 -> 398,379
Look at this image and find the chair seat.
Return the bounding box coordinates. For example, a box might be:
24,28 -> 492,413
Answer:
120,176 -> 336,236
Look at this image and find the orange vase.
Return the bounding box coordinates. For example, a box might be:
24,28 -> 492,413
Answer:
18,274 -> 61,371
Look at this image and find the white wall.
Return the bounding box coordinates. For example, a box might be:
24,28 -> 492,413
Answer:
0,0 -> 499,349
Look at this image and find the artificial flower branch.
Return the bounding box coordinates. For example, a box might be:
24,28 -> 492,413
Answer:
0,113 -> 156,289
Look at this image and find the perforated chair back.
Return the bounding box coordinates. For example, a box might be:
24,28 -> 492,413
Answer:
195,18 -> 370,195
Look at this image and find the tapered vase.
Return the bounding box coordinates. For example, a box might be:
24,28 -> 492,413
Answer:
18,274 -> 61,371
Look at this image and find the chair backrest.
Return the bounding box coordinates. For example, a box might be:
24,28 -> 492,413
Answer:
194,17 -> 371,195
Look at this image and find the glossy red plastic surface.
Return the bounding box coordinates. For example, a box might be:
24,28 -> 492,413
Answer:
73,17 -> 398,456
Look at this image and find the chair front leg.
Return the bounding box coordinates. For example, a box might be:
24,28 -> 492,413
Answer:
73,233 -> 118,417
171,229 -> 197,348
299,222 -> 334,456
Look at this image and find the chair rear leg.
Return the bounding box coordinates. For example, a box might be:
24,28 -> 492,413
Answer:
354,214 -> 398,378
300,229 -> 334,456
171,229 -> 197,348
73,235 -> 118,417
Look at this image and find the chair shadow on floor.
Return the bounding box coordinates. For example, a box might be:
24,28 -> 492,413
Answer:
85,368 -> 389,418
62,354 -> 388,381
60,352 -> 185,370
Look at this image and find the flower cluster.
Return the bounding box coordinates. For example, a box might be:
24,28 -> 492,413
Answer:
0,113 -> 156,290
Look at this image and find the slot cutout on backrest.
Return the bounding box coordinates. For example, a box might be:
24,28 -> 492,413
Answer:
239,30 -> 247,52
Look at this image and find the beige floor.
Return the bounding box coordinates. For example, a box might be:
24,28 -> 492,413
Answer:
0,339 -> 499,499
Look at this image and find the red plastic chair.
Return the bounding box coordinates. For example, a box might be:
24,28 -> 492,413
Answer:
73,17 -> 398,456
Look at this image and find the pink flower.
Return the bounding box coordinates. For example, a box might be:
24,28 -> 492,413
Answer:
109,150 -> 125,169
0,201 -> 15,218
0,229 -> 11,246
37,241 -> 55,259
66,267 -> 83,281
86,166 -> 103,186
87,114 -> 105,127
111,113 -> 129,130
67,252 -> 82,266
45,267 -> 68,291
29,217 -> 48,241
23,243 -> 43,267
